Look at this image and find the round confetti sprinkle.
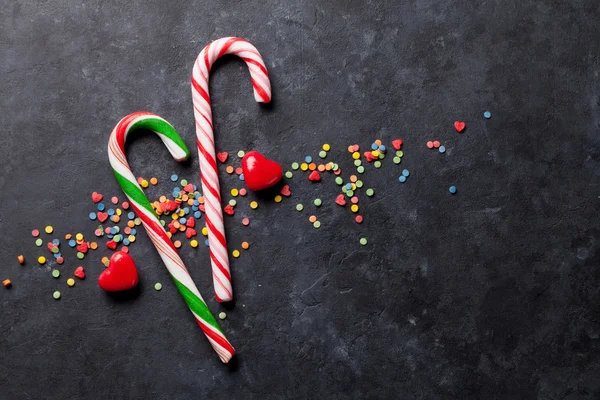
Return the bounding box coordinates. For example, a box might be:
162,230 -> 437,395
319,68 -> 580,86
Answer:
314,198 -> 322,207
352,152 -> 360,160
354,159 -> 362,167
250,201 -> 259,209
190,239 -> 199,248
89,212 -> 97,220
141,179 -> 149,188
308,163 -> 316,171
35,239 -> 43,247
242,217 -> 250,226
402,169 -> 410,177
433,141 -> 441,149
52,269 -> 60,278
355,180 -> 363,188
38,256 -> 46,265
396,150 -> 404,157
313,221 -> 321,229
77,252 -> 85,260
399,176 -> 407,183
439,146 -> 446,153
360,238 -> 368,246
180,179 -> 188,186
237,150 -> 245,158
357,166 -> 365,174
53,291 -> 61,300
232,250 -> 240,258
300,163 -> 308,171
427,141 -> 434,149
335,177 -> 343,185
239,188 -> 247,196
32,229 -> 40,237
174,240 -> 182,249
231,188 -> 239,197
374,161 -> 381,169
228,199 -> 237,207
350,204 -> 359,213
285,171 -> 293,179
102,257 -> 110,267
154,283 -> 162,291
67,278 -> 75,287
296,204 -> 304,212
171,174 -> 178,182
75,233 -> 84,241
350,196 -> 359,204
226,166 -> 234,174
309,215 -> 317,223
319,150 -> 327,159
484,111 -> 491,119
274,195 -> 283,203
317,164 -> 326,172
322,143 -> 331,151
241,241 -> 250,250
366,188 -> 374,197
449,185 -> 457,194
202,227 -> 208,236
346,190 -> 354,197
291,162 -> 299,170
355,215 -> 363,224
45,226 -> 53,234
219,312 -> 227,320
393,157 -> 401,164
304,155 -> 312,163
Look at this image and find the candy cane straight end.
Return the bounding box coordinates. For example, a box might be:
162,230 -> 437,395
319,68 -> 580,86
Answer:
109,112 -> 235,363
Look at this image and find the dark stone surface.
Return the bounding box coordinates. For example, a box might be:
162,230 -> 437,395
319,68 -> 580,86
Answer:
2,0 -> 600,399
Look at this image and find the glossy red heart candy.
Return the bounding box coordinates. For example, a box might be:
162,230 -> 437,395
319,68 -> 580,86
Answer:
308,171 -> 321,182
241,151 -> 283,191
98,251 -> 139,292
223,204 -> 235,215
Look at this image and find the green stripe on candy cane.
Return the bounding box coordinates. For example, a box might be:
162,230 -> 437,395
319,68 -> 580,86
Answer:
172,275 -> 225,334
127,117 -> 190,161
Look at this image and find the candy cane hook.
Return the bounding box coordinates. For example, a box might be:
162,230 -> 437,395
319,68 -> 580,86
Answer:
192,37 -> 272,302
108,111 -> 235,363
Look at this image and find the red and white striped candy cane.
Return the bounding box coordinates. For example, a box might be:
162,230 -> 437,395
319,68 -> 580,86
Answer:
191,37 -> 272,302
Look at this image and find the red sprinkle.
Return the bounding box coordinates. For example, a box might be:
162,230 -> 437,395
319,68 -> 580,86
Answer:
242,218 -> 250,226
111,196 -> 119,204
392,139 -> 403,150
280,185 -> 291,197
454,121 -> 466,132
433,140 -> 441,149
426,141 -> 434,149
355,215 -> 363,224
239,188 -> 247,196
224,204 -> 235,215
335,194 -> 346,206
308,171 -> 321,182
217,152 -> 229,163
122,202 -> 130,210
235,167 -> 243,175
32,229 -> 40,237
350,196 -> 359,204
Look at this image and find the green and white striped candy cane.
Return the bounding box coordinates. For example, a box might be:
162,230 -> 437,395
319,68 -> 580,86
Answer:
108,111 -> 235,363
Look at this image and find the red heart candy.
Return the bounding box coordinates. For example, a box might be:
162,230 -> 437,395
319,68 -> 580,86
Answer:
280,185 -> 291,197
97,212 -> 108,223
199,204 -> 205,213
183,183 -> 195,193
185,217 -> 195,228
335,194 -> 346,206
92,192 -> 103,203
74,266 -> 85,279
392,139 -> 403,150
363,152 -> 376,162
185,228 -> 197,239
454,121 -> 466,132
224,204 -> 235,215
98,251 -> 139,292
308,171 -> 321,182
241,151 -> 283,191
168,221 -> 178,234
76,242 -> 89,253
217,152 -> 229,163
106,240 -> 117,250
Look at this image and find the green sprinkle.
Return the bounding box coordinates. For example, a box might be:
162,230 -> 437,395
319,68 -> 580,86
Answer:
53,291 -> 61,300
103,258 -> 110,267
341,186 -> 347,193
35,239 -> 43,247
285,171 -> 293,179
359,237 -> 368,246
291,162 -> 299,170
218,312 -> 227,320
393,157 -> 401,164
113,234 -> 122,243
237,150 -> 245,158
228,199 -> 237,207
378,153 -> 385,160
180,179 -> 188,187
154,282 -> 162,291
51,269 -> 60,278
357,166 -> 365,174
313,221 -> 321,229
366,188 -> 375,197
77,252 -> 85,259
374,161 -> 381,168
314,198 -> 322,207
296,204 -> 304,211
354,159 -> 362,167
346,190 -> 354,197
332,163 -> 339,171
134,218 -> 142,226
319,150 -> 327,159
355,180 -> 363,188
160,220 -> 166,226
51,247 -> 59,254
396,150 -> 404,157
335,177 -> 344,185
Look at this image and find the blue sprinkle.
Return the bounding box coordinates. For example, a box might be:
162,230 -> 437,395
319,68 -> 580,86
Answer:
123,238 -> 130,246
173,187 -> 180,193
399,176 -> 407,183
439,146 -> 446,153
89,212 -> 97,220
345,183 -> 353,190
109,227 -> 117,235
371,143 -> 378,150
449,185 -> 457,194
193,184 -> 197,191
127,212 -> 135,220
68,240 -> 76,247
484,111 -> 491,119
193,200 -> 199,206
239,173 -> 245,181
402,169 -> 410,177
52,239 -> 60,245
194,211 -> 202,219
179,217 -> 186,224
171,174 -> 178,182
107,234 -> 114,239
130,229 -> 137,235
304,156 -> 312,163
205,239 -> 210,247
97,203 -> 105,211
379,145 -> 386,152
183,207 -> 190,215
172,191 -> 179,198
54,253 -> 61,259
107,208 -> 115,216
175,208 -> 181,214
192,205 -> 198,212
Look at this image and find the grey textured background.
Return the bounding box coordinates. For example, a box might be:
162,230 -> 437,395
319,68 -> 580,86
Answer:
2,0 -> 600,399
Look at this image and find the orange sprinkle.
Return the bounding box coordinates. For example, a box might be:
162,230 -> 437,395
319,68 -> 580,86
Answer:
181,194 -> 189,202
309,215 -> 317,223
241,241 -> 250,250
178,225 -> 186,232
349,175 -> 357,183
159,195 -> 167,203
127,221 -> 135,228
198,196 -> 205,204
111,215 -> 120,223
187,199 -> 194,206
325,163 -> 332,171
347,145 -> 354,153
174,240 -> 182,248
150,177 -> 158,185
226,166 -> 234,174
90,242 -> 98,250
317,164 -> 326,172
173,221 -> 181,229
17,255 -> 24,264
375,139 -> 382,146
65,233 -> 72,240
308,163 -> 317,171
3,279 -> 12,288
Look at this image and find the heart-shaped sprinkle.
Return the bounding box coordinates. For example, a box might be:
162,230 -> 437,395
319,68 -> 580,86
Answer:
454,121 -> 466,132
97,212 -> 108,223
363,152 -> 376,162
241,151 -> 283,191
168,221 -> 178,234
217,152 -> 229,163
91,192 -> 103,203
74,266 -> 85,279
76,242 -> 89,253
335,194 -> 347,206
185,228 -> 197,239
183,183 -> 195,193
308,171 -> 321,182
224,204 -> 235,215
280,185 -> 291,197
106,240 -> 117,250
185,217 -> 195,228
98,251 -> 139,292
392,139 -> 403,150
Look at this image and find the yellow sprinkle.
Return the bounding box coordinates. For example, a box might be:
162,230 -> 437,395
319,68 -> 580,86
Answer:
141,179 -> 149,188
300,163 -> 309,171
178,209 -> 185,217
190,239 -> 199,248
352,152 -> 360,160
67,278 -> 75,287
232,250 -> 240,258
351,183 -> 356,190
274,195 -> 282,203
351,204 -> 359,213
231,188 -> 239,197
250,201 -> 259,209
116,208 -> 122,216
322,143 -> 331,151
128,235 -> 136,242
166,232 -> 172,239
45,226 -> 53,234
37,256 -> 46,265
171,213 -> 178,220
75,233 -> 83,241
202,227 -> 208,236
371,150 -> 379,157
